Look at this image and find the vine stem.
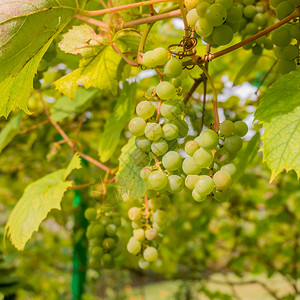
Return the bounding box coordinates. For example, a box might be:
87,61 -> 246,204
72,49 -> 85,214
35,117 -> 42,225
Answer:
144,196 -> 150,219
137,23 -> 154,64
74,14 -> 109,29
154,155 -> 163,171
183,77 -> 203,105
79,0 -> 176,16
19,120 -> 50,134
178,0 -> 189,37
198,65 -> 219,132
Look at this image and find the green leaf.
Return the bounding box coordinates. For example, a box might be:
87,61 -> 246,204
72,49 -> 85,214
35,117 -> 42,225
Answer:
114,29 -> 141,51
116,137 -> 149,199
50,88 -> 98,122
0,0 -> 77,117
111,0 -> 140,21
5,153 -> 81,250
98,82 -> 137,162
54,44 -> 124,99
0,112 -> 22,154
255,71 -> 300,181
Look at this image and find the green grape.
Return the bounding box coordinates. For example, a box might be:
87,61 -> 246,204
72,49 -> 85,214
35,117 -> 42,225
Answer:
195,18 -> 213,37
252,44 -> 263,56
128,207 -> 142,222
143,247 -> 158,262
110,247 -> 121,258
164,59 -> 182,78
187,8 -> 200,27
277,59 -> 296,74
37,59 -> 48,72
92,224 -> 105,237
145,123 -> 162,141
214,188 -> 232,202
127,237 -> 141,255
194,175 -> 214,196
160,99 -> 183,120
147,171 -> 168,191
145,86 -> 156,98
90,238 -> 102,247
205,3 -> 227,27
133,228 -> 145,241
132,221 -> 142,229
153,209 -> 167,225
243,5 -> 257,18
135,136 -> 151,152
33,76 -> 41,90
227,21 -> 240,33
171,119 -> 189,138
226,6 -> 242,23
84,208 -> 97,221
89,257 -> 101,269
234,120 -> 248,137
192,189 -> 207,202
86,227 -> 95,239
245,23 -> 258,35
156,81 -> 176,100
185,140 -> 199,156
213,170 -> 232,190
271,27 -> 291,47
263,38 -> 274,50
122,192 -> 134,203
182,157 -> 202,175
90,246 -> 104,258
112,216 -> 121,227
219,120 -> 234,136
100,216 -> 111,226
168,139 -> 179,151
282,45 -> 298,60
103,237 -> 116,250
162,151 -> 182,171
193,148 -> 213,168
167,175 -> 184,193
151,139 -> 168,156
256,36 -> 267,45
270,0 -> 284,7
276,1 -> 294,20
143,50 -> 156,68
195,129 -> 219,150
162,124 -> 179,141
105,224 -> 117,237
185,175 -> 200,190
143,47 -> 168,68
223,134 -> 243,153
172,77 -> 182,88
274,46 -> 284,59
220,163 -> 237,176
216,0 -> 232,9
140,167 -> 152,180
253,13 -> 268,27
102,253 -> 114,268
196,2 -> 210,17
185,0 -> 200,9
138,258 -> 150,269
129,117 -> 146,136
288,23 -> 300,39
145,228 -> 158,240
148,197 -> 161,210
136,101 -> 155,120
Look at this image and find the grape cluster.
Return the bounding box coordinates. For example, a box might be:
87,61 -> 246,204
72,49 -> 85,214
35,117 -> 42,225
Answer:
85,208 -> 121,269
270,0 -> 300,20
183,120 -> 248,202
272,24 -> 300,74
124,193 -> 169,269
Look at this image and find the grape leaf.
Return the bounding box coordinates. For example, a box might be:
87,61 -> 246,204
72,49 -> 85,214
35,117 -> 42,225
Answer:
5,153 -> 81,250
116,137 -> 149,199
0,0 -> 77,118
99,82 -> 137,162
50,88 -> 98,122
0,112 -> 22,154
255,71 -> 300,182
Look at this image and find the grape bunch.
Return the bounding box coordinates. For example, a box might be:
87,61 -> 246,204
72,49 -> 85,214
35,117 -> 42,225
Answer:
272,24 -> 300,74
270,0 -> 300,20
183,120 -> 248,202
124,193 -> 169,269
85,208 -> 121,269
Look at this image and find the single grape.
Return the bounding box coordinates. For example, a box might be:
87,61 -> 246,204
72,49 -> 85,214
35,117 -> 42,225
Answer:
227,21 -> 240,33
90,237 -> 102,246
234,121 -> 248,137
274,46 -> 284,59
194,175 -> 214,196
223,134 -> 243,153
243,5 -> 257,18
270,0 -> 284,7
245,23 -> 258,35
162,124 -> 179,141
252,44 -> 263,56
219,120 -> 234,136
185,175 -> 200,190
129,117 -> 146,136
100,216 -> 110,226
192,189 -> 207,202
187,8 -> 199,27
216,0 -> 233,9
145,228 -> 158,240
133,228 -> 145,241
263,38 -> 274,50
220,163 -> 237,176
288,23 -> 300,39
84,208 -> 97,221
172,77 -> 182,88
103,237 -> 116,250
276,1 -> 294,20
162,151 -> 182,171
156,81 -> 176,100
160,99 -> 183,120
143,247 -> 158,262
195,129 -> 219,150
164,58 -> 183,78
112,216 -> 121,227
171,119 -> 189,138
185,0 -> 200,9
37,59 -> 49,72
122,192 -> 134,203
152,47 -> 168,66
271,27 -> 291,47
147,171 -> 168,191
89,257 -> 101,269
153,209 -> 167,225
214,188 -> 232,202
213,170 -> 232,190
127,237 -> 141,255
196,2 -> 210,17
167,175 -> 184,193
105,224 -> 117,237
277,59 -> 296,74
140,167 -> 151,180
136,101 -> 155,120
102,253 -> 114,268
128,207 -> 142,222
138,258 -> 150,269
145,123 -> 162,141
195,18 -> 213,37
253,13 -> 268,27
193,148 -> 213,168
148,197 -> 161,210
205,3 -> 227,27
145,86 -> 156,98
282,45 -> 298,60
90,246 -> 104,258
142,50 -> 155,68
110,247 -> 121,258
226,6 -> 242,23
135,136 -> 151,152
168,139 -> 179,151
182,157 -> 202,175
185,140 -> 199,156
151,139 -> 168,156
92,224 -> 105,237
